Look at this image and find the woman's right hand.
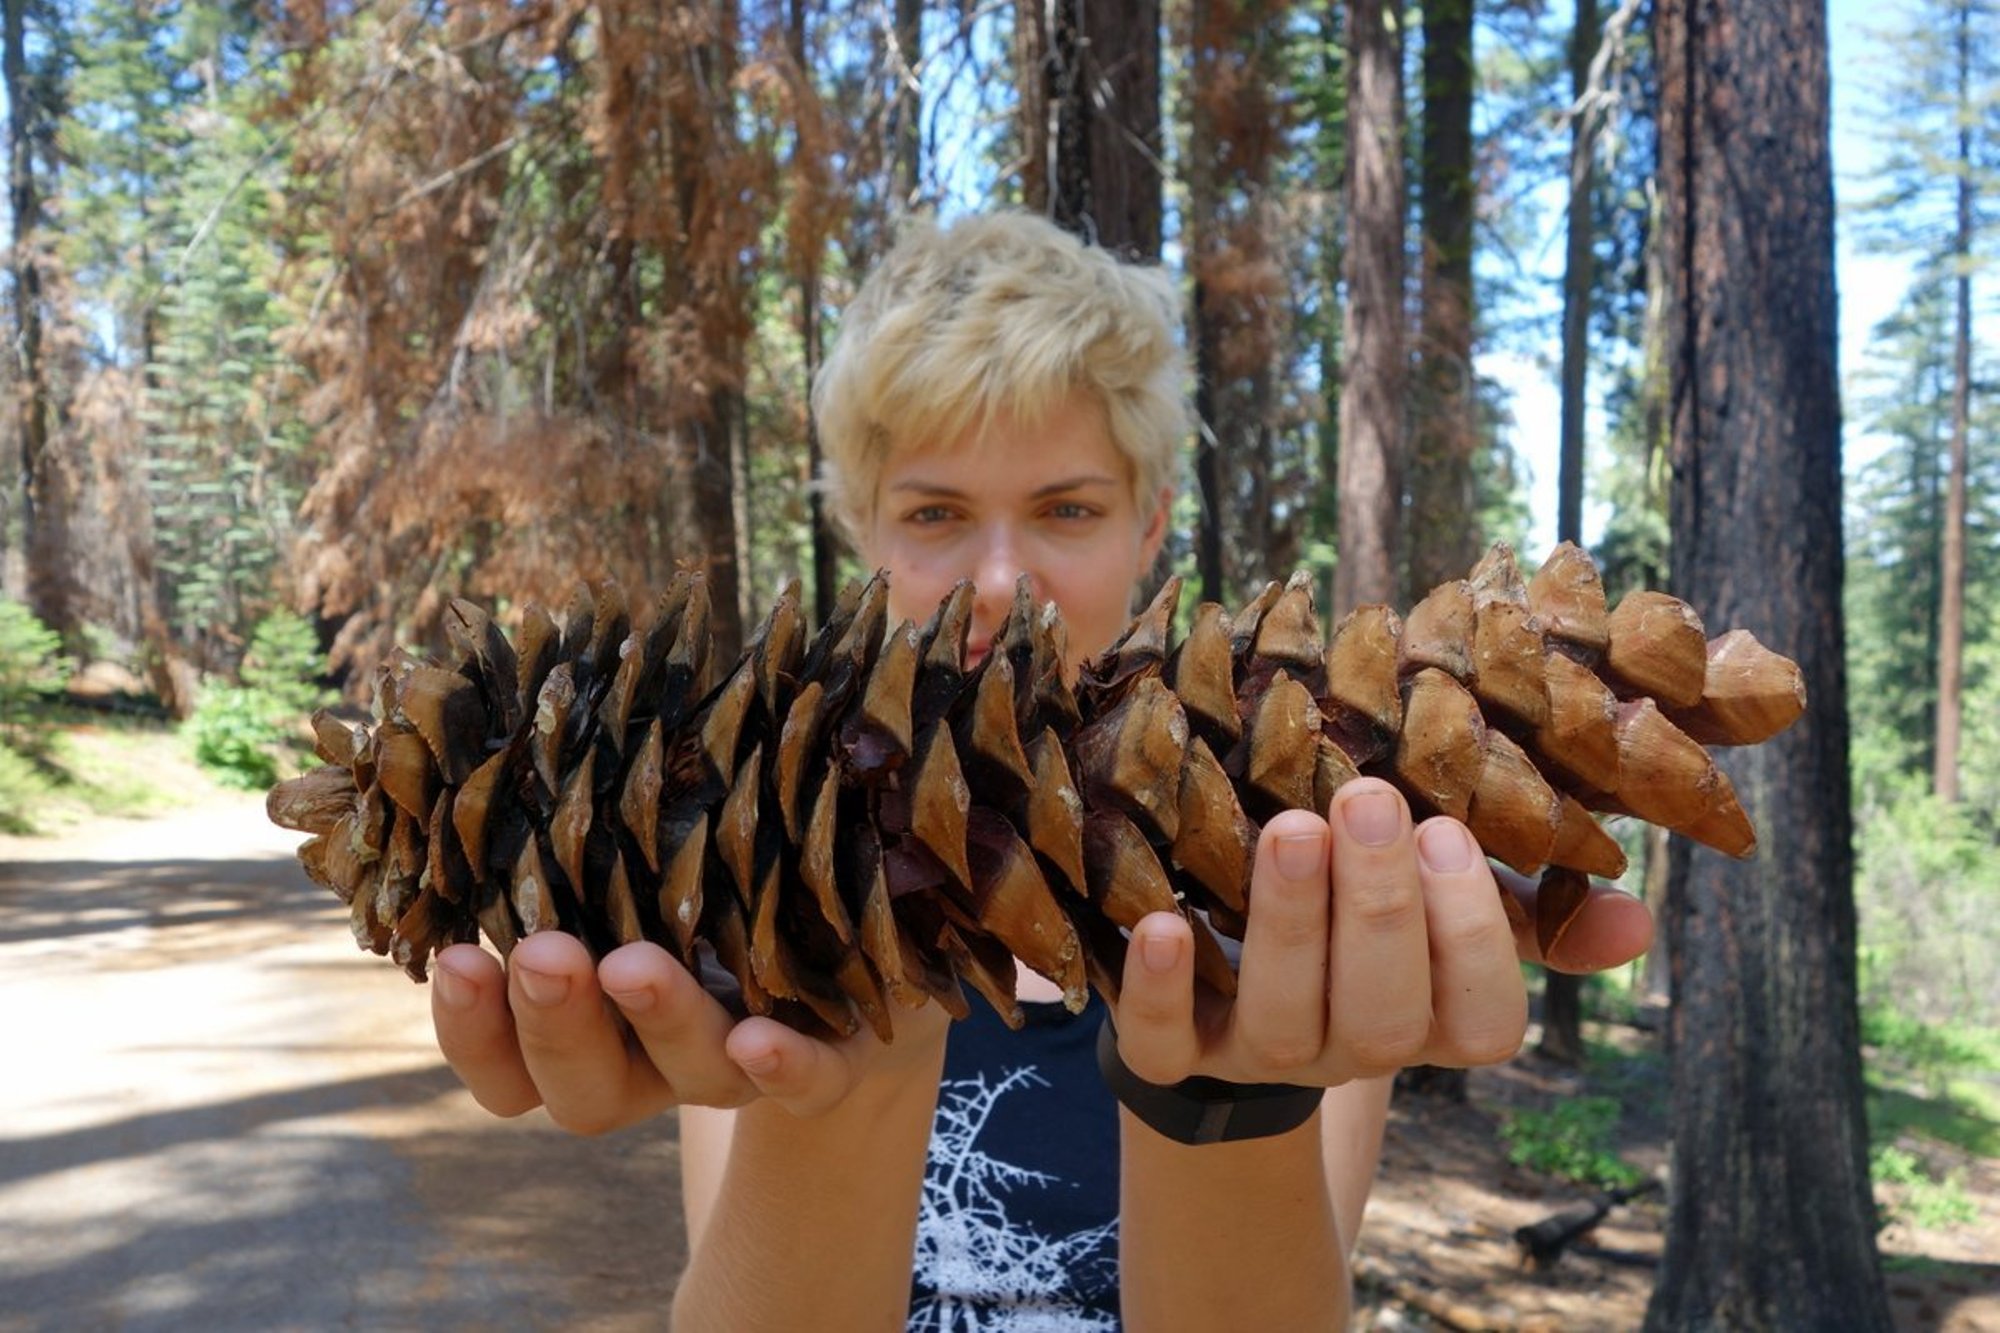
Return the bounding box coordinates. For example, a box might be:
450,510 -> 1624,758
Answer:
429,932 -> 952,1135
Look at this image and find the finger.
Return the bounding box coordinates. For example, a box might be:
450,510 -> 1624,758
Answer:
1326,779 -> 1431,1076
1110,911 -> 1200,1085
432,943 -> 543,1117
599,942 -> 757,1108
1414,818 -> 1528,1067
723,1017 -> 864,1118
1515,883 -> 1655,974
510,931 -> 672,1135
1229,809 -> 1332,1074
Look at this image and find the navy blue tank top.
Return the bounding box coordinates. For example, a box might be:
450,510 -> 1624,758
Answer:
906,991 -> 1124,1330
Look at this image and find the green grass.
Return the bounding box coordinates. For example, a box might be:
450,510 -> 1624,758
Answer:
1862,1007 -> 2000,1160
0,713 -> 221,834
1868,1081 -> 2000,1161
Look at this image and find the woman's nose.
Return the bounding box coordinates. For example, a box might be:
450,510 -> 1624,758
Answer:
970,532 -> 1039,633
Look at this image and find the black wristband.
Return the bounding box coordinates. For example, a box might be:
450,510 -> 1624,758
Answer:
1096,1018 -> 1324,1146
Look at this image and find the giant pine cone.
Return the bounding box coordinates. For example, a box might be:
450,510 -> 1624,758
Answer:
268,543 -> 1805,1037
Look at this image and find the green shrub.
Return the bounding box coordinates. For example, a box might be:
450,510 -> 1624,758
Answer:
1854,775 -> 2000,1030
239,610 -> 329,721
186,610 -> 330,789
189,685 -> 284,789
1871,1144 -> 1979,1231
0,597 -> 69,758
1499,1096 -> 1645,1189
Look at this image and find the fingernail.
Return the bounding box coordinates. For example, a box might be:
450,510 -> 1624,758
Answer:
1141,932 -> 1181,974
1275,830 -> 1325,879
514,965 -> 570,1007
1342,790 -> 1401,846
606,986 -> 655,1015
433,964 -> 475,1011
1418,821 -> 1476,873
738,1050 -> 780,1077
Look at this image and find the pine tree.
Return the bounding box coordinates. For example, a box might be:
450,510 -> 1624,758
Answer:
4,0 -> 70,639
1849,0 -> 2000,803
1335,0 -> 1404,617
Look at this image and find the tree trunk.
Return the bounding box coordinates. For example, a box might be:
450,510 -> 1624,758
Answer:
1016,0 -> 1049,214
1558,0 -> 1598,562
1185,0 -> 1224,604
891,0 -> 922,210
1540,0 -> 1599,1069
1405,0 -> 1478,601
1639,822 -> 1671,1002
1335,0 -> 1404,618
4,0 -> 71,640
1396,0 -> 1477,1098
791,0 -> 837,624
1030,0 -> 1161,259
1313,6 -> 1345,609
1078,0 -> 1161,259
1647,1 -> 1890,1326
1934,0 -> 1972,804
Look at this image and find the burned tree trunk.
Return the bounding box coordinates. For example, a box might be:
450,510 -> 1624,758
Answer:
1647,1 -> 1890,1326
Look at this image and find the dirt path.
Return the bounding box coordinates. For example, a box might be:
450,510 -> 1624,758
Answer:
0,795 -> 688,1332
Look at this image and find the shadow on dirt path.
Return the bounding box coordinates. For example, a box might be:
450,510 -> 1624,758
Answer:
0,798 -> 688,1332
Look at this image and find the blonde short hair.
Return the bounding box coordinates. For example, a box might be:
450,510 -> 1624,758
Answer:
813,212 -> 1190,548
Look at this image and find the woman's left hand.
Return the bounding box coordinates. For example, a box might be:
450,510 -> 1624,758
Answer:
1106,775 -> 1655,1088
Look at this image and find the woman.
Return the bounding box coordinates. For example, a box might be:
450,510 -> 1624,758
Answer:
427,213 -> 1654,1330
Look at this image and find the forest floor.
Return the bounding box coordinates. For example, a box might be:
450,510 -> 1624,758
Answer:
4,720 -> 1997,1330
1353,1009 -> 2000,1331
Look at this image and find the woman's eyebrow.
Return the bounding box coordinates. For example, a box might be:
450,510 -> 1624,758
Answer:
886,474 -> 1121,499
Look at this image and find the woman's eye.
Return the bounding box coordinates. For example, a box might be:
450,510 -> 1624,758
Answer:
1046,502 -> 1098,521
907,505 -> 957,524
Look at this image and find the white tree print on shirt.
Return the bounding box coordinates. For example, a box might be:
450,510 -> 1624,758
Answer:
908,1066 -> 1120,1333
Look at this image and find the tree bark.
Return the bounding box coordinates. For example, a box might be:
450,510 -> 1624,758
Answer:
1029,0 -> 1162,259
1313,6 -> 1345,609
1933,0 -> 1972,804
1647,1 -> 1890,1325
1016,0 -> 1049,214
890,0 -> 922,210
1335,0 -> 1404,618
1186,0 -> 1224,604
1540,0 -> 1600,1069
791,0 -> 837,624
1078,0 -> 1161,260
4,0 -> 71,640
1405,0 -> 1478,601
1558,0 -> 1598,561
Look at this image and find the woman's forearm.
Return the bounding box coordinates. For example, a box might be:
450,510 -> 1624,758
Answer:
671,1044 -> 947,1333
1116,1098 -> 1351,1332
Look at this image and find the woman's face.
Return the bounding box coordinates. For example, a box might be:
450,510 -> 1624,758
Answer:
860,390 -> 1172,673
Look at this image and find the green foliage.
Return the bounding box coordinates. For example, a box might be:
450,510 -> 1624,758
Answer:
0,742 -> 50,834
1854,784 -> 2000,1028
187,611 -> 330,790
1498,1096 -> 1645,1189
0,598 -> 71,759
1862,1004 -> 2000,1096
1870,1144 -> 1980,1232
239,610 -> 330,724
188,685 -> 284,789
